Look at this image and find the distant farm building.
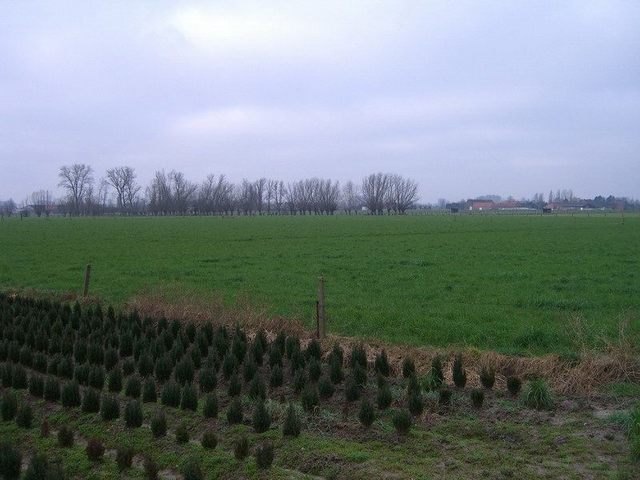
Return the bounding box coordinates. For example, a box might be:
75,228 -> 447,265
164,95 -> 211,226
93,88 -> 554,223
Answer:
466,199 -> 495,211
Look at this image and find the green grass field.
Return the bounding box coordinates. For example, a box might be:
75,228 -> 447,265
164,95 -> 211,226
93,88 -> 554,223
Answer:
1,214 -> 638,355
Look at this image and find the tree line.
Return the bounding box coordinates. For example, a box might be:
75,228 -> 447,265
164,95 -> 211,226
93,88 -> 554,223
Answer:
10,164 -> 420,216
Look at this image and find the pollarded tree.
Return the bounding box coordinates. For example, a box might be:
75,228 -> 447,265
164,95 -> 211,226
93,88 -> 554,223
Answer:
58,164 -> 93,215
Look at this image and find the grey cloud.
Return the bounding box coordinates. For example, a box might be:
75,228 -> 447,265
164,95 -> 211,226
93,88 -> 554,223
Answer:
1,0 -> 639,203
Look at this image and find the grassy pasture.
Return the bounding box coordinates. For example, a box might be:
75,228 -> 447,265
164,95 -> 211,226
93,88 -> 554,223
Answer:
1,214 -> 638,355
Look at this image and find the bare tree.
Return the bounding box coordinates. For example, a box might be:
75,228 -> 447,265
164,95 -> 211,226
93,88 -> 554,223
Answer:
27,190 -> 53,217
342,181 -> 360,214
58,164 -> 94,215
0,199 -> 16,217
361,173 -> 390,214
170,170 -> 196,214
254,178 -> 267,214
106,166 -> 140,213
385,174 -> 418,214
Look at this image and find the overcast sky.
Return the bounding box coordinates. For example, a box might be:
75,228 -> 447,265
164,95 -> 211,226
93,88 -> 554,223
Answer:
1,0 -> 639,203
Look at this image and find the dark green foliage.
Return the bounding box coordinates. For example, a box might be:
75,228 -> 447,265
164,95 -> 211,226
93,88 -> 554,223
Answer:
100,395 -> 120,420
358,398 -> 375,428
430,356 -> 445,387
19,346 -> 32,367
285,335 -> 299,359
29,375 -> 44,397
471,388 -> 484,408
407,374 -> 421,396
249,374 -> 266,400
301,384 -> 319,412
201,431 -> 217,449
175,422 -> 189,444
377,382 -> 393,410
88,343 -> 104,365
507,376 -> 522,396
231,333 -> 246,362
407,390 -> 424,416
32,353 -> 48,373
250,338 -> 264,366
480,366 -> 495,389
116,446 -> 134,471
124,400 -> 143,427
350,344 -> 367,369
107,368 -> 122,394
438,389 -> 452,407
227,373 -> 242,397
0,442 -> 22,480
74,363 -> 90,386
269,365 -> 283,388
392,409 -> 412,435
44,377 -> 60,402
1,363 -> 13,387
282,403 -> 301,437
255,442 -> 274,470
56,356 -> 74,379
104,348 -> 118,371
119,333 -> 133,357
81,388 -> 101,413
61,381 -> 81,408
180,384 -> 198,411
23,453 -> 60,480
293,369 -> 307,394
234,435 -> 249,460
174,357 -> 195,385
0,390 -> 18,422
352,363 -> 367,387
222,352 -> 237,380
318,375 -> 335,399
308,357 -> 322,382
374,349 -> 390,376
12,364 -> 27,389
252,399 -> 271,433
345,376 -> 361,402
306,339 -> 321,360
227,397 -> 243,424
290,348 -> 306,373
268,345 -> 282,368
122,358 -> 135,376
243,357 -> 257,382
154,355 -> 172,383
16,404 -> 32,428
144,456 -> 159,480
74,340 -> 88,364
88,366 -> 105,390
329,356 -> 343,384
142,378 -> 157,403
523,379 -> 553,410
125,376 -> 141,398
452,354 -> 467,388
202,393 -> 218,418
138,354 -> 154,377
402,357 -> 415,378
161,381 -> 181,407
189,347 -> 201,370
86,438 -> 105,462
198,368 -> 216,393
150,411 -> 167,438
58,425 -> 74,447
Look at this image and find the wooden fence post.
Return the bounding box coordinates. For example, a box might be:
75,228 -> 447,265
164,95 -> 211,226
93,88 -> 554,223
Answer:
83,264 -> 91,298
317,276 -> 326,339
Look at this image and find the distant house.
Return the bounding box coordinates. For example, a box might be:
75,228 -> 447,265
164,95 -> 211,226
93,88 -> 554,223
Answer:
466,199 -> 495,211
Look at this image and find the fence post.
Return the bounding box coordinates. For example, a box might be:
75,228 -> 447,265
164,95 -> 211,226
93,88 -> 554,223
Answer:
83,264 -> 91,298
317,276 -> 326,339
